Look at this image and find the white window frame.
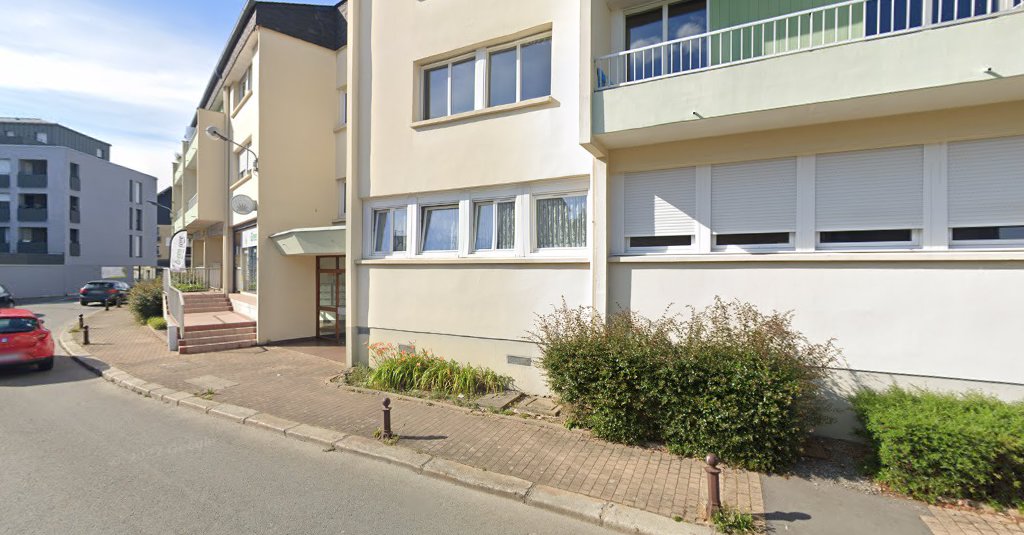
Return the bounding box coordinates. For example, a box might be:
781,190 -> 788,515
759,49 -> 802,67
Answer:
369,205 -> 409,257
711,232 -> 795,253
35,132 -> 47,143
234,140 -> 253,180
487,33 -> 553,108
470,198 -> 517,254
624,235 -> 696,255
948,227 -> 1024,249
531,190 -> 590,254
234,65 -> 252,109
815,229 -> 921,251
419,203 -> 461,255
338,88 -> 348,127
336,179 -> 346,220
421,52 -> 477,120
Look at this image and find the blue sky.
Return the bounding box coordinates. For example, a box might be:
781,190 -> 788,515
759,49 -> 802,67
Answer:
0,0 -> 333,190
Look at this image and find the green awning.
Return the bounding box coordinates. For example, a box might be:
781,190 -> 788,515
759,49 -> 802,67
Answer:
269,225 -> 346,256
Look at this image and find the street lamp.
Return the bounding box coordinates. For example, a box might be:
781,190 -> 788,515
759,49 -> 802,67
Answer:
146,200 -> 172,211
205,126 -> 258,173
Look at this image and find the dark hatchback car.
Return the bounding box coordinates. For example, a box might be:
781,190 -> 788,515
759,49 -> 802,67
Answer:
79,280 -> 131,306
0,284 -> 14,308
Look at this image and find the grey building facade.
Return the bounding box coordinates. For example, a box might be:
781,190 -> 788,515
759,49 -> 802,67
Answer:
0,118 -> 157,298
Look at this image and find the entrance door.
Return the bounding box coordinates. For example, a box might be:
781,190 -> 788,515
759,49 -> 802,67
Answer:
316,256 -> 345,344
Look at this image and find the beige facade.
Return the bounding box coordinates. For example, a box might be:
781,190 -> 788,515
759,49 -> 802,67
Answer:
173,0 -> 1024,437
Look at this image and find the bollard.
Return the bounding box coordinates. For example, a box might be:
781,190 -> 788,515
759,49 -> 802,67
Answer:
116,296 -> 122,308
83,325 -> 90,345
104,299 -> 110,312
78,314 -> 84,329
381,397 -> 393,439
705,454 -> 722,519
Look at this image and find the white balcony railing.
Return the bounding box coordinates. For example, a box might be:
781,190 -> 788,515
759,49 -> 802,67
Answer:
595,0 -> 1022,89
187,194 -> 198,211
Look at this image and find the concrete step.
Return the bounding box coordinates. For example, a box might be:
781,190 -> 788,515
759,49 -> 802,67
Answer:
183,305 -> 234,313
179,332 -> 257,347
181,326 -> 256,339
179,339 -> 257,355
182,297 -> 232,305
183,320 -> 256,334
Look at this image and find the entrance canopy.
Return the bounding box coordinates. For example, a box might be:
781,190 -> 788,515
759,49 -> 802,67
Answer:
269,225 -> 345,256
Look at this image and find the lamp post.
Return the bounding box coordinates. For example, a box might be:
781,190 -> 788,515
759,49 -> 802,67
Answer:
205,126 -> 258,173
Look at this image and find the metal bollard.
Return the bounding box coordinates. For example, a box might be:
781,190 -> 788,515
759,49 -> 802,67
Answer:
83,325 -> 90,345
381,397 -> 393,439
78,314 -> 84,329
116,296 -> 122,308
705,454 -> 722,519
104,299 -> 110,311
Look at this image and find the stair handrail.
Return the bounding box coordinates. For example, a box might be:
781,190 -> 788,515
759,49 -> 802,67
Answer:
162,268 -> 186,336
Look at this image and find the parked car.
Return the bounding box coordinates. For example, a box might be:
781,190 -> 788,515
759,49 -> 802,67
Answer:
0,308 -> 54,371
79,280 -> 131,306
0,284 -> 14,308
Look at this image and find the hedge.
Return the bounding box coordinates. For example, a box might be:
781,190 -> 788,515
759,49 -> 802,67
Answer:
852,387 -> 1024,507
127,279 -> 163,324
533,298 -> 839,472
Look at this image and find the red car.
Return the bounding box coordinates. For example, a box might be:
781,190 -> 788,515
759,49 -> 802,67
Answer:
0,308 -> 54,371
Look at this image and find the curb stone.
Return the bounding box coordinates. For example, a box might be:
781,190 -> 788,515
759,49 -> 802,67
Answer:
58,321 -> 714,535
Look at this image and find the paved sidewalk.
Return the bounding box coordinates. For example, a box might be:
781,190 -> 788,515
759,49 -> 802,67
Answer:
72,309 -> 761,526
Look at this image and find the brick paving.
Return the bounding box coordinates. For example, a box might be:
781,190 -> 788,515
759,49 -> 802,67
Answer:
73,308 -> 763,523
922,506 -> 1024,535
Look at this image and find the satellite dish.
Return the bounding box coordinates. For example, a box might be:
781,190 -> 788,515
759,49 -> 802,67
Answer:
230,194 -> 257,215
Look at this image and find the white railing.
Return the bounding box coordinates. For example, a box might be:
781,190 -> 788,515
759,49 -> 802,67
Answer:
595,0 -> 1022,89
186,194 -> 198,211
163,268 -> 186,332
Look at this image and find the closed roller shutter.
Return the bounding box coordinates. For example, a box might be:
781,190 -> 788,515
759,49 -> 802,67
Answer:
815,146 -> 924,231
948,135 -> 1024,227
711,158 -> 797,234
623,167 -> 697,237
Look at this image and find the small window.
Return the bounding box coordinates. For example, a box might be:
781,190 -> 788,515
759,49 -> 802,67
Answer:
629,235 -> 691,248
133,181 -> 142,204
70,162 -> 79,178
0,159 -> 9,174
536,194 -> 587,249
819,229 -> 914,244
96,148 -> 104,158
234,65 -> 252,106
715,232 -> 792,246
20,159 -> 47,175
134,235 -> 143,258
338,89 -> 347,126
473,200 -> 515,251
35,132 -> 47,143
237,143 -> 252,179
488,36 -> 552,106
128,207 -> 134,229
336,179 -> 346,220
372,207 -> 407,255
421,205 -> 459,252
951,226 -> 1024,242
69,196 -> 80,212
70,228 -> 79,244
423,57 -> 475,119
135,208 -> 142,231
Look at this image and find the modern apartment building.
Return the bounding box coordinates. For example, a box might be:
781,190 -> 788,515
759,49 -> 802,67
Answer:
177,0 -> 1023,436
168,1 -> 346,350
0,118 -> 157,298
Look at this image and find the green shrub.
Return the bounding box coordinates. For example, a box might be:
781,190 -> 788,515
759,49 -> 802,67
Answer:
173,282 -> 207,293
852,387 -> 1024,508
127,279 -> 163,324
712,506 -> 756,534
365,342 -> 513,397
147,316 -> 167,330
532,298 -> 838,472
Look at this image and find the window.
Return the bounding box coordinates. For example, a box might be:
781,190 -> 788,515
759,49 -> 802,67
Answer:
133,181 -> 142,204
35,132 -> 47,143
135,208 -> 143,231
624,168 -> 696,252
234,226 -> 258,293
69,196 -> 80,214
423,56 -> 475,119
473,200 -> 515,251
237,143 -> 253,179
70,162 -> 80,182
134,235 -> 143,258
20,160 -> 47,175
336,179 -> 346,220
0,159 -> 9,175
535,194 -> 587,249
338,89 -> 348,126
128,207 -> 134,229
489,36 -> 552,107
19,194 -> 46,209
20,227 -> 46,243
625,1 -> 708,80
815,146 -> 923,247
96,148 -> 104,159
234,65 -> 252,107
711,158 -> 797,249
371,207 -> 407,255
70,228 -> 79,244
421,205 -> 459,252
947,136 -> 1024,246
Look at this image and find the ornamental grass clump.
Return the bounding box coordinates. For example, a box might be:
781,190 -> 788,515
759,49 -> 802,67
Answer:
532,297 -> 839,472
852,387 -> 1024,508
365,343 -> 512,398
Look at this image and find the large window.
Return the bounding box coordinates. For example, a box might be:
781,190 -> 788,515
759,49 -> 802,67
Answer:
947,135 -> 1024,247
372,207 -> 407,255
489,36 -> 552,106
623,168 -> 696,252
234,226 -> 258,293
424,56 -> 476,119
473,200 -> 515,251
711,158 -> 797,249
420,33 -> 551,120
625,0 -> 707,80
20,159 -> 46,175
0,159 -> 9,175
421,205 -> 459,252
536,194 -> 587,249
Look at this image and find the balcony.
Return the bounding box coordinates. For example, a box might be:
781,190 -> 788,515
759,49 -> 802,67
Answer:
0,242 -> 7,253
18,207 -> 47,222
173,163 -> 183,184
184,134 -> 198,168
0,206 -> 8,222
69,242 -> 81,257
70,209 -> 81,224
592,0 -> 1024,146
18,241 -> 47,254
17,173 -> 47,188
0,174 -> 8,188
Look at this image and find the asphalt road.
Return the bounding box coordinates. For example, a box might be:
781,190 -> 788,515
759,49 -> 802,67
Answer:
0,299 -> 616,535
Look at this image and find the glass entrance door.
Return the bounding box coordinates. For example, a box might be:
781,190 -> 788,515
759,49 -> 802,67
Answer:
316,256 -> 345,344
